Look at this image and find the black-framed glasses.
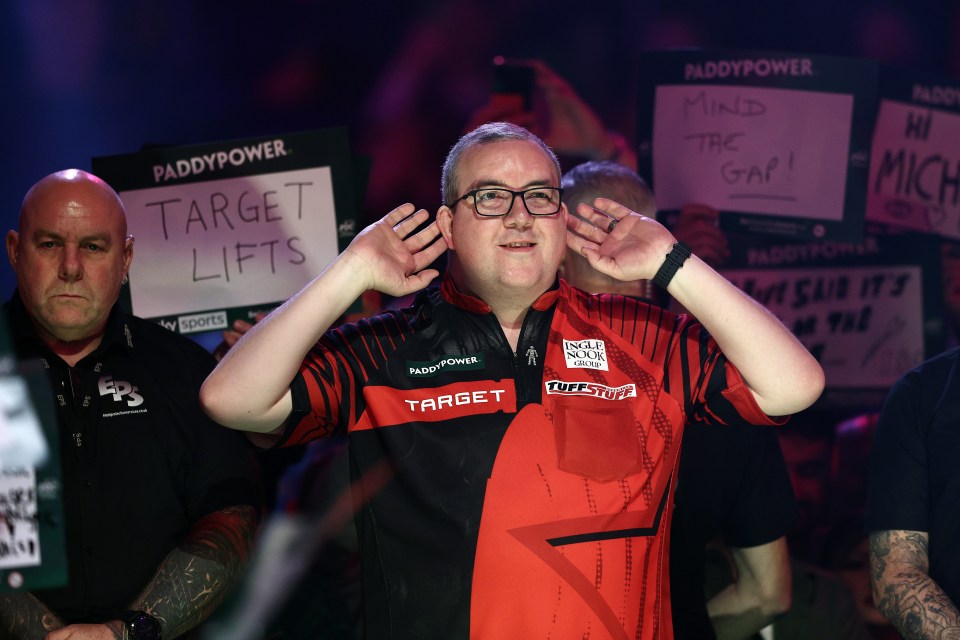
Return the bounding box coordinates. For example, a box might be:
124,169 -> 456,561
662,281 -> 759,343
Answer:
450,187 -> 564,217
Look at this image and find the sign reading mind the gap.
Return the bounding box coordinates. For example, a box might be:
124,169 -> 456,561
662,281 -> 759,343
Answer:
93,129 -> 358,333
637,50 -> 878,241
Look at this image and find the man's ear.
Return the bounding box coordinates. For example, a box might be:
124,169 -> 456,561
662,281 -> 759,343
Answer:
6,230 -> 20,270
436,206 -> 456,250
122,235 -> 135,274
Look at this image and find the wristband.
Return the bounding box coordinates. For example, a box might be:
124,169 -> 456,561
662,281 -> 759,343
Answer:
653,242 -> 692,289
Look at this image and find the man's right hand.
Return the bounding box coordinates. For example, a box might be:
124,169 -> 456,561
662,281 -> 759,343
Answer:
341,203 -> 446,298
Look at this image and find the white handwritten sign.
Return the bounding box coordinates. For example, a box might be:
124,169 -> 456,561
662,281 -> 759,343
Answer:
638,50 -> 877,241
723,265 -> 924,388
867,99 -> 960,239
653,85 -> 853,220
0,467 -> 40,569
93,128 -> 357,333
120,167 -> 338,322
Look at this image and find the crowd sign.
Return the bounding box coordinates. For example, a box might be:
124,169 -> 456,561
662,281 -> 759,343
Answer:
638,50 -> 877,241
0,467 -> 39,570
721,231 -> 944,408
92,128 -> 357,334
867,68 -> 960,240
0,353 -> 67,592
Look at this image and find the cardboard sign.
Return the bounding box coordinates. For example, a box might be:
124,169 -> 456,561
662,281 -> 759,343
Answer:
93,129 -> 358,333
0,467 -> 40,570
638,50 -> 877,241
722,231 -> 944,409
867,69 -> 960,239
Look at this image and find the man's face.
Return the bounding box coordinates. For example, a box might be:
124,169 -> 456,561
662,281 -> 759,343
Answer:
437,139 -> 567,303
6,177 -> 132,345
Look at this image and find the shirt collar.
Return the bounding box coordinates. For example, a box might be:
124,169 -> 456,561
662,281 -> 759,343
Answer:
439,273 -> 561,313
5,291 -> 135,360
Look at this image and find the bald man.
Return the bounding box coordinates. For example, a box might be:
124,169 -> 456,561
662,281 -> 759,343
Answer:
1,170 -> 258,640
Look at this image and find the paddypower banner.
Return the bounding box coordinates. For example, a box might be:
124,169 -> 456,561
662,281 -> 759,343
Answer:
638,49 -> 877,241
92,128 -> 358,334
720,229 -> 944,409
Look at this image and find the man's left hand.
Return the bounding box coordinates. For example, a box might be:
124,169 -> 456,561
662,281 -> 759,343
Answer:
45,621 -> 123,639
566,197 -> 676,282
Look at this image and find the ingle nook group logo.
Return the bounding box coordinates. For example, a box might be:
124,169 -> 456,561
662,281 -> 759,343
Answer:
562,339 -> 608,371
98,376 -> 144,408
545,380 -> 637,401
406,353 -> 485,378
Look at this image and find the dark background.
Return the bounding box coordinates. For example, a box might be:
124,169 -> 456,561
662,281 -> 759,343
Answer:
4,0 -> 958,299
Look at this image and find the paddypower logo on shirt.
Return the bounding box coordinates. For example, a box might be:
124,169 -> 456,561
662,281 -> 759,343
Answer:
406,354 -> 485,377
563,339 -> 608,371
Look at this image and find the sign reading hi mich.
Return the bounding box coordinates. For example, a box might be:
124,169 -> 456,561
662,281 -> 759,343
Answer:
867,70 -> 960,240
92,129 -> 357,333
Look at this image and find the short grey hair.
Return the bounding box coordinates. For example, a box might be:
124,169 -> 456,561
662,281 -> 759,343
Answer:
561,160 -> 656,220
441,122 -> 561,206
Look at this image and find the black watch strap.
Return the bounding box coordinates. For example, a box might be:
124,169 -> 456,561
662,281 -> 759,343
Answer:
653,241 -> 692,289
122,610 -> 162,640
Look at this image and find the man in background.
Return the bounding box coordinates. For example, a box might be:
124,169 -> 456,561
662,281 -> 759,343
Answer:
0,169 -> 257,639
561,160 -> 795,639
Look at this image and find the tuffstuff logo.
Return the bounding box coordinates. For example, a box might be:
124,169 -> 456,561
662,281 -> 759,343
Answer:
563,339 -> 608,371
98,376 -> 144,408
545,380 -> 637,401
406,354 -> 485,378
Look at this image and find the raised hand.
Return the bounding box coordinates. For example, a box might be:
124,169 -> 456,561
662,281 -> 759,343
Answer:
566,197 -> 676,282
342,203 -> 447,297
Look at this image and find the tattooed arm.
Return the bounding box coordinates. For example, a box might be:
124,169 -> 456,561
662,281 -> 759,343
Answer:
869,529 -> 960,640
0,592 -> 66,639
128,505 -> 256,639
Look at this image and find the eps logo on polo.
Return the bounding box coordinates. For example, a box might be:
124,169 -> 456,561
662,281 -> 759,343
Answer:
563,339 -> 608,371
98,376 -> 144,408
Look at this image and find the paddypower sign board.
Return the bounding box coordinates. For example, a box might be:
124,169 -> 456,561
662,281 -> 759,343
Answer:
866,68 -> 960,239
720,229 -> 944,409
638,50 -> 877,241
93,128 -> 358,334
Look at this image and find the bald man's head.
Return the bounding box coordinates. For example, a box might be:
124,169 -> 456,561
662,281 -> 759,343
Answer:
7,169 -> 133,351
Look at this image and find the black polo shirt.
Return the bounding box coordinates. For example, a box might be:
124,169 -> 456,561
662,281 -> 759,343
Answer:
5,294 -> 258,623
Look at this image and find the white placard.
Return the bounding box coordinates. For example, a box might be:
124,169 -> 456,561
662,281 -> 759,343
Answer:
653,85 -> 853,220
723,265 -> 925,388
120,167 -> 339,319
0,466 -> 40,569
867,99 -> 960,239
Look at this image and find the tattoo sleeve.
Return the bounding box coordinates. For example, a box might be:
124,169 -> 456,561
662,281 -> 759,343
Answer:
869,530 -> 960,640
129,505 -> 257,639
0,592 -> 63,640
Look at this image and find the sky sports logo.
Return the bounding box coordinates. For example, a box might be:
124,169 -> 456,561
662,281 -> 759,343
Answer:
158,311 -> 228,334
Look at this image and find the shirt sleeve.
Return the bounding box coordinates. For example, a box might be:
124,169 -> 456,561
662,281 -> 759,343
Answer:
285,310 -> 415,447
864,369 -> 930,534
723,425 -> 799,547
